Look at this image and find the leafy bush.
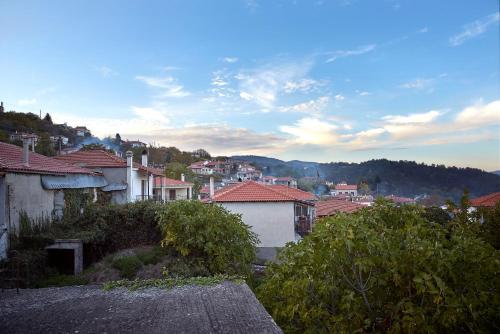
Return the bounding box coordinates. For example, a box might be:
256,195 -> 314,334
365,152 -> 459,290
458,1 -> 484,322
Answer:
112,256 -> 143,279
35,274 -> 88,288
157,200 -> 258,275
258,203 -> 500,333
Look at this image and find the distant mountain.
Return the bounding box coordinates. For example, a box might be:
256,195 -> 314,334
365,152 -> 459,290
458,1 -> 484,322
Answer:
492,170 -> 500,176
232,155 -> 500,202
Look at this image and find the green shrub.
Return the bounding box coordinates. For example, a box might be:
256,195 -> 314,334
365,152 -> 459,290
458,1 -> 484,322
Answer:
112,255 -> 143,279
157,200 -> 258,275
136,246 -> 166,265
258,203 -> 500,333
35,274 -> 88,288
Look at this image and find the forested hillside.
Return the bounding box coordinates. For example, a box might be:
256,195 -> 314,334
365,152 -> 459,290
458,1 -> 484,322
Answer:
233,155 -> 500,201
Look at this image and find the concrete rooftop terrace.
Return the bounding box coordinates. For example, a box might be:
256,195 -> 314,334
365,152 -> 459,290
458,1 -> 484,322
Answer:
0,282 -> 282,334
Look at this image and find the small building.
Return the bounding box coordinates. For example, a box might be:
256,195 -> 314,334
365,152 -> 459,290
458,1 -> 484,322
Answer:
274,177 -> 297,188
125,140 -> 147,148
235,163 -> 262,181
9,132 -> 38,149
207,181 -> 316,260
74,126 -> 90,137
385,195 -> 416,205
50,135 -> 69,146
55,149 -> 159,204
0,141 -> 106,260
331,183 -> 358,197
316,198 -> 364,217
152,173 -> 194,202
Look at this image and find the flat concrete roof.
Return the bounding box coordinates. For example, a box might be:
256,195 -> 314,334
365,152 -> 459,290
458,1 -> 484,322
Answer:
0,282 -> 282,334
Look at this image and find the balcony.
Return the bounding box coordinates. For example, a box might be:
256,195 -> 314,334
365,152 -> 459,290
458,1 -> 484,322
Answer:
295,216 -> 312,237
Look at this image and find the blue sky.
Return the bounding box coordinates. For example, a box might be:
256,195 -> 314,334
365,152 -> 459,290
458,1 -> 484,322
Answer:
1,0 -> 499,170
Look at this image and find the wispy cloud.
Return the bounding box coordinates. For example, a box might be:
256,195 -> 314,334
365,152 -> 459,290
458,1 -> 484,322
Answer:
17,98 -> 37,106
94,65 -> 118,78
222,57 -> 239,63
280,118 -> 339,145
334,94 -> 345,101
278,96 -> 330,114
325,44 -> 376,63
417,27 -> 429,33
449,13 -> 499,46
382,110 -> 442,124
135,75 -> 190,98
400,78 -> 434,90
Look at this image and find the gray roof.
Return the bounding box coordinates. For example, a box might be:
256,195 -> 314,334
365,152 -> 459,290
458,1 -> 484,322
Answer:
0,282 -> 282,334
101,182 -> 128,192
41,174 -> 108,190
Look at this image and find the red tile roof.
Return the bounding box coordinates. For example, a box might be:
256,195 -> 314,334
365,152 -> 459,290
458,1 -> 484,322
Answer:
54,150 -> 162,175
210,181 -> 315,203
153,176 -> 193,187
268,185 -> 317,201
0,142 -> 95,175
316,199 -> 364,216
470,192 -> 500,208
385,195 -> 415,203
335,184 -> 358,190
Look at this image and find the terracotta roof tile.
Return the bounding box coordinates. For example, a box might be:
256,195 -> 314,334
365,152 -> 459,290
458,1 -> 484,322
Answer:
316,199 -> 364,216
470,192 -> 500,208
210,181 -> 315,203
153,176 -> 193,187
0,142 -> 95,175
335,184 -> 358,190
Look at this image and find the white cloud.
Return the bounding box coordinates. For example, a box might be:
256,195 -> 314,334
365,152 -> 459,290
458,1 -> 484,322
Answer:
449,13 -> 499,46
95,65 -> 118,78
455,99 -> 500,127
278,96 -> 330,114
326,44 -> 376,63
334,94 -> 345,101
417,27 -> 429,33
280,118 -> 339,145
359,91 -> 371,96
130,106 -> 170,126
222,57 -> 239,63
135,75 -> 190,98
283,78 -> 319,93
211,70 -> 230,87
17,98 -> 37,106
235,61 -> 314,109
382,110 -> 442,124
400,78 -> 433,90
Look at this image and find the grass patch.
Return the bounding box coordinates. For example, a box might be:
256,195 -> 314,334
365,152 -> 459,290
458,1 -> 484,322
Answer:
102,274 -> 245,291
112,256 -> 143,279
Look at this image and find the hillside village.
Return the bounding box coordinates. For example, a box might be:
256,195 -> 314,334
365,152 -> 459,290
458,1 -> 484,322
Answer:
1,106 -> 500,332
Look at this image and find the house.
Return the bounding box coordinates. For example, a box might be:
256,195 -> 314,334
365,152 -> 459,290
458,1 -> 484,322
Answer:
9,132 -> 38,150
50,135 -> 69,146
189,160 -> 232,176
207,181 -> 317,260
274,177 -> 297,188
55,149 -> 160,204
470,192 -> 500,209
125,140 -> 147,148
235,163 -> 262,181
316,198 -> 364,217
385,195 -> 416,205
74,126 -> 90,137
0,141 -> 107,260
331,182 -> 358,197
152,172 -> 194,202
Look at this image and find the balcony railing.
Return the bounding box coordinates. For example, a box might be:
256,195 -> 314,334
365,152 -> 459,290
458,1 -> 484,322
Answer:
137,195 -> 189,203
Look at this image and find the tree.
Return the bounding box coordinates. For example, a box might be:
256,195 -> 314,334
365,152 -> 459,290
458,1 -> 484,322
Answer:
35,133 -> 56,156
156,200 -> 258,275
115,133 -> 121,145
43,113 -> 52,124
358,182 -> 371,195
258,203 -> 500,333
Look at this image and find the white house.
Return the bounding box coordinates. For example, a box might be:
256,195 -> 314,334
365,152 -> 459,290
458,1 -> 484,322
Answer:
55,149 -> 159,204
331,183 -> 358,197
207,181 -> 317,260
152,172 -> 194,202
0,141 -> 107,260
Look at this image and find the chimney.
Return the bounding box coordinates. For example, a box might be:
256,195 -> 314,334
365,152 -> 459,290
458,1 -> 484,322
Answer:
181,173 -> 185,182
22,138 -> 30,166
141,149 -> 148,167
126,151 -> 133,202
209,177 -> 215,198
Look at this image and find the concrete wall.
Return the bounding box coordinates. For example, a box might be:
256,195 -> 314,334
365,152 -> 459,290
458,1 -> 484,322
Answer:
131,170 -> 153,201
0,176 -> 7,260
4,173 -> 55,234
219,202 -> 295,248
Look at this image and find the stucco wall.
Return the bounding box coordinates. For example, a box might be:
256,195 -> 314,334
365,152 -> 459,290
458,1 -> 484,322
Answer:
5,173 -> 55,233
219,202 -> 295,247
131,170 -> 153,201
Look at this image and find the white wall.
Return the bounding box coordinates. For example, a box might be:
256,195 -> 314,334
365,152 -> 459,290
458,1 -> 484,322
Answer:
131,170 -> 153,201
219,202 -> 295,247
4,173 -> 55,234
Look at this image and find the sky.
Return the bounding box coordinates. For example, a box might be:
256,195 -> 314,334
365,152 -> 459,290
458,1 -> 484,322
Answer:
1,0 -> 499,170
